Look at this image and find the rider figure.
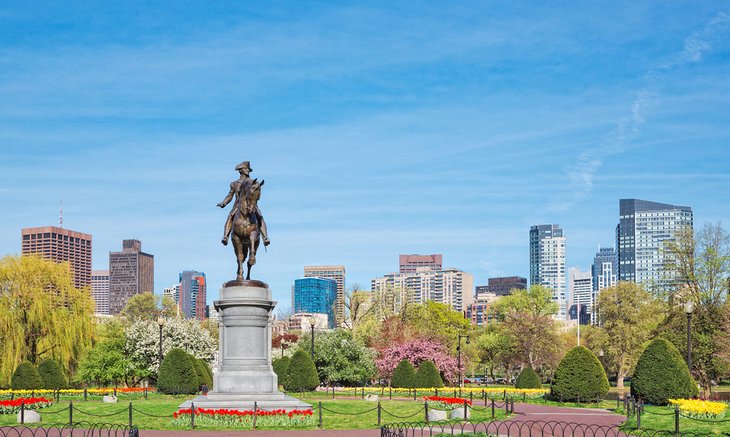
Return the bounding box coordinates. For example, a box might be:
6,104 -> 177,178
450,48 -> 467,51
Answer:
217,161 -> 270,247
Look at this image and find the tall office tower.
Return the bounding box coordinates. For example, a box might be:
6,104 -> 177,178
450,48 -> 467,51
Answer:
293,277 -> 338,329
592,247 -> 618,292
616,199 -> 693,290
21,226 -> 92,289
530,224 -> 567,319
304,265 -> 345,327
109,239 -> 154,315
179,271 -> 207,320
487,276 -> 527,296
371,267 -> 474,312
569,268 -> 593,325
91,270 -> 110,314
399,254 -> 442,274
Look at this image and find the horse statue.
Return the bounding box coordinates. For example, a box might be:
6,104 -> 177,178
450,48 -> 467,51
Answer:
231,178 -> 265,281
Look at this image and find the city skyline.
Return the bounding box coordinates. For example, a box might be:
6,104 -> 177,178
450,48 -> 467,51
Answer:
1,2 -> 729,312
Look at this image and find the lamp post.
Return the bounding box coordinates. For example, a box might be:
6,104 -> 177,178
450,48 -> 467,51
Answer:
308,316 -> 317,360
598,349 -> 605,372
457,334 -> 470,387
280,339 -> 288,358
157,317 -> 166,365
684,301 -> 694,372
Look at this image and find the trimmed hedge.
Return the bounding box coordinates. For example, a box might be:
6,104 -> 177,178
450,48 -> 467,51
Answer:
415,360 -> 443,388
273,356 -> 291,389
157,348 -> 199,394
391,359 -> 416,388
195,358 -> 213,388
38,359 -> 66,389
11,362 -> 42,390
515,367 -> 541,389
631,339 -> 698,405
551,346 -> 609,402
285,351 -> 319,392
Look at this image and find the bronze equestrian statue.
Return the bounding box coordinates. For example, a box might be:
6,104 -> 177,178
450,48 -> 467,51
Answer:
217,161 -> 270,281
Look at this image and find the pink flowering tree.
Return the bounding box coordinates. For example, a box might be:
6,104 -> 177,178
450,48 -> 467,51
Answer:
376,338 -> 459,384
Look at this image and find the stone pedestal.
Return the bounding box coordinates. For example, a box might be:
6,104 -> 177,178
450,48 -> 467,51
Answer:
180,281 -> 311,411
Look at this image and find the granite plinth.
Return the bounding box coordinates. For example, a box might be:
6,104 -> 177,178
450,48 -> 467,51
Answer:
179,282 -> 310,412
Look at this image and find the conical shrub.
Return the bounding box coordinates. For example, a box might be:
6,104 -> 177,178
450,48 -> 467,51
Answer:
157,348 -> 199,394
285,350 -> 319,392
631,339 -> 698,405
415,360 -> 443,388
273,356 -> 291,389
38,359 -> 66,389
11,362 -> 42,390
515,367 -> 541,389
551,346 -> 609,402
391,359 -> 416,388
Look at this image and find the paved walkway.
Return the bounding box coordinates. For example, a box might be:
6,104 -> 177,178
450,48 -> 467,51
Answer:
509,403 -> 626,427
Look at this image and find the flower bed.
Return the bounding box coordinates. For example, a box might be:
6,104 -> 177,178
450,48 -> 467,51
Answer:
0,397 -> 54,414
669,399 -> 728,419
321,386 -> 547,398
423,396 -> 471,410
171,408 -> 314,428
0,387 -> 154,398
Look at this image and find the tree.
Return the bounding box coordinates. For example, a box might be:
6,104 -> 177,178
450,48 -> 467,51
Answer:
272,356 -> 291,388
0,255 -> 94,385
298,329 -> 376,386
125,318 -> 217,379
11,362 -> 42,390
38,358 -> 66,389
594,282 -> 663,388
551,346 -> 609,402
631,339 -> 697,405
405,301 -> 472,350
415,360 -> 444,388
376,338 -> 459,384
515,367 -> 541,389
157,348 -> 199,394
390,359 -> 416,388
660,223 -> 730,391
492,285 -> 561,370
75,326 -> 130,386
342,286 -> 375,333
285,350 -> 319,392
475,327 -> 515,382
121,292 -> 176,321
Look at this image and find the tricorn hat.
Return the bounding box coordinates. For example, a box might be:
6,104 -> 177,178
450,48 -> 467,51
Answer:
235,161 -> 252,172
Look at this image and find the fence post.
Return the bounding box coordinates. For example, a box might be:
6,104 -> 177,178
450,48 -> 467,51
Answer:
389,386 -> 392,400
129,402 -> 133,428
470,391 -> 473,404
503,389 -> 506,400
362,387 -> 365,399
144,387 -> 148,400
636,400 -> 641,429
69,400 -> 73,426
318,401 -> 323,429
491,398 -> 495,419
424,400 -> 429,423
84,388 -> 87,401
20,400 -> 24,424
191,402 -> 195,429
523,392 -> 526,403
463,399 -> 468,420
253,402 -> 258,428
114,387 -> 117,397
377,400 -> 382,426
435,388 -> 438,397
505,398 -> 508,415
412,389 -> 416,401
674,406 -> 680,436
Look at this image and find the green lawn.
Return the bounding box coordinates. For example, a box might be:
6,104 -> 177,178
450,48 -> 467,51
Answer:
617,404 -> 730,435
0,392 -> 509,430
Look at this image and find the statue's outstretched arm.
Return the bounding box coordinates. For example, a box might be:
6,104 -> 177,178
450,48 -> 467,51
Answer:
217,184 -> 235,208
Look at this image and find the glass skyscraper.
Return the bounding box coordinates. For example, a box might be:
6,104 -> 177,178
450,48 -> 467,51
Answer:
293,277 -> 338,329
529,224 -> 567,319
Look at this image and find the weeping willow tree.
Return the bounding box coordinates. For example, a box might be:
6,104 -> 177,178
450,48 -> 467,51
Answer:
0,255 -> 95,385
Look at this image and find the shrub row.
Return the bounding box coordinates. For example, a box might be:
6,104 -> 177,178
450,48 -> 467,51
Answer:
11,359 -> 66,390
390,359 -> 444,388
158,348 -> 213,395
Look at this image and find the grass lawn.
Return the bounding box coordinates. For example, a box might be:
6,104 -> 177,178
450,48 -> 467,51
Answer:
0,392 -> 509,430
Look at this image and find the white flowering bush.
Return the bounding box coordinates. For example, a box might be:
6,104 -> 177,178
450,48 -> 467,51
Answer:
125,318 -> 218,378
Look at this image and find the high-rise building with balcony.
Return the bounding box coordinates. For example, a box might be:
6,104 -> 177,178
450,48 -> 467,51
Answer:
21,226 -> 92,289
569,268 -> 593,325
109,239 -> 154,314
530,224 -> 567,319
304,265 -> 345,326
616,199 -> 692,290
293,277 -> 338,329
179,270 -> 207,320
91,270 -> 110,314
371,267 -> 474,312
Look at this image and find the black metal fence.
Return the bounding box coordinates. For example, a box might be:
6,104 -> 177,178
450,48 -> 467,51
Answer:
380,420 -> 714,436
0,422 -> 138,436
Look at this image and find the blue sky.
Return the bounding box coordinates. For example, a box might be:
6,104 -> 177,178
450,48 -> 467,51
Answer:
1,1 -> 729,312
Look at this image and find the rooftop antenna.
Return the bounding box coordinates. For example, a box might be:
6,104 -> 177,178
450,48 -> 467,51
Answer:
59,200 -> 63,228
